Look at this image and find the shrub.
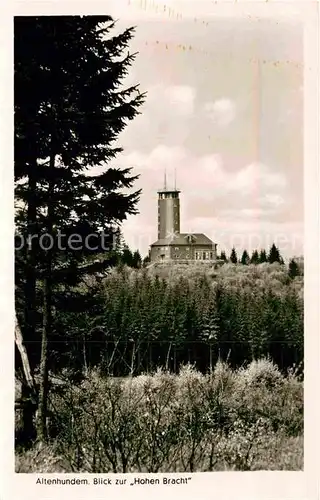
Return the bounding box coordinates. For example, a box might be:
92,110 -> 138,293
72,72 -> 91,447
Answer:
16,360 -> 303,473
238,357 -> 283,389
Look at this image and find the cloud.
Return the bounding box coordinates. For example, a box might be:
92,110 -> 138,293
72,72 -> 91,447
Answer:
179,158 -> 287,208
116,147 -> 287,213
232,162 -> 287,194
261,194 -> 285,208
115,148 -> 287,204
114,145 -> 187,176
149,84 -> 196,116
165,85 -> 197,115
119,84 -> 196,149
148,144 -> 188,171
204,98 -> 236,127
240,208 -> 275,218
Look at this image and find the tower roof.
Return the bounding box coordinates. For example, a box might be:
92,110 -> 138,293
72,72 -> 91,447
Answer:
157,187 -> 181,194
151,233 -> 216,247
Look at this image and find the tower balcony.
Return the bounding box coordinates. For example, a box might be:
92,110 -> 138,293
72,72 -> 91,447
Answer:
157,188 -> 180,199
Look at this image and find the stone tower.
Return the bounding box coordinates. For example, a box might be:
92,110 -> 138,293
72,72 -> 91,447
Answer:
157,172 -> 180,239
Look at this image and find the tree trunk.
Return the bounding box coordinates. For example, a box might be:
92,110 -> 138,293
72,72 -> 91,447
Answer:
15,315 -> 36,393
36,143 -> 55,442
15,314 -> 38,447
136,346 -> 141,373
24,168 -> 37,360
36,269 -> 51,441
107,338 -> 121,375
83,331 -> 88,376
130,342 -> 136,376
165,342 -> 172,371
149,344 -> 152,373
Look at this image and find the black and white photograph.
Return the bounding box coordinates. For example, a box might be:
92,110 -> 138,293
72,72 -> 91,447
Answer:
4,0 -> 317,489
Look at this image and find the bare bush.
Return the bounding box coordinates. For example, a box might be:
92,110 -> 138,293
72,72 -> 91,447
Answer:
16,360 -> 303,472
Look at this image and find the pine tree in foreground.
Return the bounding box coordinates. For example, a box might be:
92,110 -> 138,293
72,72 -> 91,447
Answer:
14,15 -> 145,442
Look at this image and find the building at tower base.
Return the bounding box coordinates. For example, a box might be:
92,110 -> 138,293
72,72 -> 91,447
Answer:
150,233 -> 217,263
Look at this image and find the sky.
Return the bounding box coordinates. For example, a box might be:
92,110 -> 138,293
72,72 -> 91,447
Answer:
101,0 -> 304,259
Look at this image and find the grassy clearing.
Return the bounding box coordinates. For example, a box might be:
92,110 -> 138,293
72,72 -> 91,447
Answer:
16,358 -> 303,472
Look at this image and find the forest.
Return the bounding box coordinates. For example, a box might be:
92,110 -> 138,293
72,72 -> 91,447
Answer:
39,259 -> 304,376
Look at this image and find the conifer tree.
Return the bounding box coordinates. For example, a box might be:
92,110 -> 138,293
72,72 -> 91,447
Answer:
220,250 -> 227,261
132,250 -> 142,268
113,227 -> 125,258
121,244 -> 134,267
240,249 -> 249,265
14,15 -> 145,441
288,258 -> 299,279
200,296 -> 219,370
250,249 -> 259,264
268,243 -> 282,264
230,247 -> 238,264
142,250 -> 151,267
259,249 -> 267,263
